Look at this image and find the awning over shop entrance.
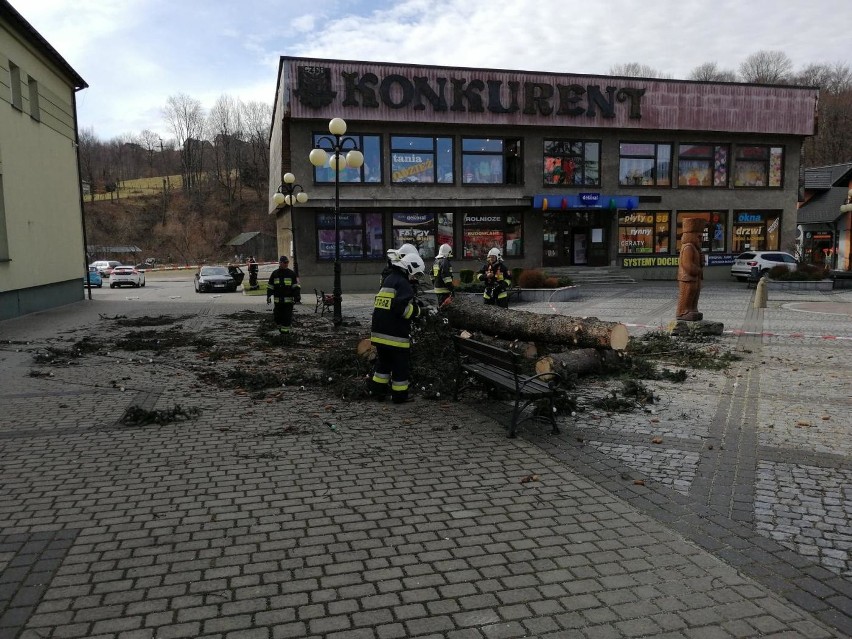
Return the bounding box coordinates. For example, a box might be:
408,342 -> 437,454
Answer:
533,194 -> 639,210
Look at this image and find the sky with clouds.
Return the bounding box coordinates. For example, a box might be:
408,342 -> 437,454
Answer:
10,0 -> 852,141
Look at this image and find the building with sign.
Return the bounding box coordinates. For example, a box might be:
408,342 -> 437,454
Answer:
269,57 -> 819,290
797,163 -> 852,272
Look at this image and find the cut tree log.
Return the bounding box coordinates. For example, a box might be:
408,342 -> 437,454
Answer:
535,349 -> 624,378
444,294 -> 629,350
356,337 -> 376,359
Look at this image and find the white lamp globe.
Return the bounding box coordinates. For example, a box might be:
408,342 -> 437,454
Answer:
283,172 -> 296,184
309,148 -> 328,167
329,154 -> 347,171
283,194 -> 293,206
329,117 -> 347,136
272,192 -> 286,207
346,150 -> 364,168
296,192 -> 308,204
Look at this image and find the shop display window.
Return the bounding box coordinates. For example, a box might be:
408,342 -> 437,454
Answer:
731,211 -> 781,252
390,136 -> 453,184
618,142 -> 672,186
733,145 -> 784,188
543,139 -> 601,186
677,144 -> 729,187
676,212 -> 727,252
618,211 -> 670,254
462,138 -> 523,185
391,212 -> 454,259
312,134 -> 382,184
316,212 -> 384,260
462,213 -> 523,259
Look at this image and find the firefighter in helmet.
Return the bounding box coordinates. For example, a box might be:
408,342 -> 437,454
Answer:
266,255 -> 300,334
432,243 -> 454,307
368,252 -> 425,403
477,247 -> 511,308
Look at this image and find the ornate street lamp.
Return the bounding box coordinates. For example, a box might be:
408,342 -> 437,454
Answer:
308,117 -> 364,327
272,172 -> 308,276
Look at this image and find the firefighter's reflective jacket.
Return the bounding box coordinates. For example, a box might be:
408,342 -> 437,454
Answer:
267,267 -> 300,303
432,257 -> 454,295
371,268 -> 421,348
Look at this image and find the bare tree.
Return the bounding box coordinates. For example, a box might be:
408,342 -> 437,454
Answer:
78,126 -> 99,202
163,93 -> 206,193
137,129 -> 162,175
609,63 -> 670,79
688,62 -> 738,82
739,50 -> 793,84
240,100 -> 272,199
207,94 -> 244,213
794,62 -> 852,94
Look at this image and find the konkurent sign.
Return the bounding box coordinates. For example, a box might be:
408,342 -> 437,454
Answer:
295,65 -> 646,120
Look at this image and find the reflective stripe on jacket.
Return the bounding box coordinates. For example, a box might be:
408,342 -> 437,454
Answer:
267,267 -> 300,303
371,269 -> 420,349
432,258 -> 453,295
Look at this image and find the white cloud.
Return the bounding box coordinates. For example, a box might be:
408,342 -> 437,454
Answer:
9,0 -> 852,140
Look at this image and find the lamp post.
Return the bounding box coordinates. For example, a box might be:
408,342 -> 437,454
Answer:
308,117 -> 364,327
272,172 -> 308,277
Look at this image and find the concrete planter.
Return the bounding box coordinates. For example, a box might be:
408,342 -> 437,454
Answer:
766,279 -> 834,291
516,286 -> 580,302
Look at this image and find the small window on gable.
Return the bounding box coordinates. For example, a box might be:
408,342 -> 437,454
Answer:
9,61 -> 22,111
27,76 -> 40,121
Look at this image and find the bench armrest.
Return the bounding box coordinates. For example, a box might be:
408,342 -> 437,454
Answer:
520,371 -> 563,390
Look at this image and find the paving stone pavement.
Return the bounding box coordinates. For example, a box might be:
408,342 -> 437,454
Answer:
0,280 -> 850,638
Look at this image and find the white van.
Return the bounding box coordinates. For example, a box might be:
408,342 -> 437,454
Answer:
89,260 -> 122,277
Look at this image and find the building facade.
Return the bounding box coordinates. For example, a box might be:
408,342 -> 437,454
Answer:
269,57 -> 818,291
797,163 -> 852,272
0,0 -> 88,320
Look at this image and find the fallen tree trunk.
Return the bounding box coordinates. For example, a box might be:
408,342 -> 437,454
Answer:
536,349 -> 624,378
443,294 -> 629,350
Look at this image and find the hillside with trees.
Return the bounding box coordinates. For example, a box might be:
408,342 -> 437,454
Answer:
82,94 -> 275,264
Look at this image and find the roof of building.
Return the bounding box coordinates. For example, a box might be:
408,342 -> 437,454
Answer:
1,1 -> 87,90
803,163 -> 852,190
226,232 -> 273,246
799,163 -> 852,224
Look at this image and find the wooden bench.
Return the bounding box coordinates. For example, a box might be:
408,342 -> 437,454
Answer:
314,289 -> 334,315
452,335 -> 562,438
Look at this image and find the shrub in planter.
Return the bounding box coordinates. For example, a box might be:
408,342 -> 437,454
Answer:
543,277 -> 559,288
511,267 -> 523,285
518,269 -> 546,288
557,276 -> 574,287
459,269 -> 475,284
769,263 -> 828,281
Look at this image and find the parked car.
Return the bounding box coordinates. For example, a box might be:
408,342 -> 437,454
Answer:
731,251 -> 797,281
84,266 -> 103,288
89,260 -> 122,277
194,265 -> 239,293
109,265 -> 146,288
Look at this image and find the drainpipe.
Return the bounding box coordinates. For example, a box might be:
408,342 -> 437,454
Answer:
72,92 -> 91,300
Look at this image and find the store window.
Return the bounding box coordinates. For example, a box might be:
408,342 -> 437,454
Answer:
618,211 -> 671,254
462,138 -> 522,185
676,212 -> 727,252
391,212 -> 454,259
733,145 -> 784,187
316,212 -> 384,261
543,139 -> 601,186
312,134 -> 381,184
619,142 -> 672,186
462,213 -> 523,259
390,136 -> 453,184
731,211 -> 781,253
677,144 -> 728,187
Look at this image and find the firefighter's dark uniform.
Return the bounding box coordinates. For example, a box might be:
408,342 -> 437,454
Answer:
266,259 -> 300,333
368,266 -> 422,403
477,260 -> 511,308
247,258 -> 259,289
432,256 -> 454,307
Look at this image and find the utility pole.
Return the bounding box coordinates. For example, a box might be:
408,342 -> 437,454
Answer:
159,137 -> 168,225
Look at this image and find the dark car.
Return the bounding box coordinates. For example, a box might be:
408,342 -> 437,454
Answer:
194,265 -> 239,293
